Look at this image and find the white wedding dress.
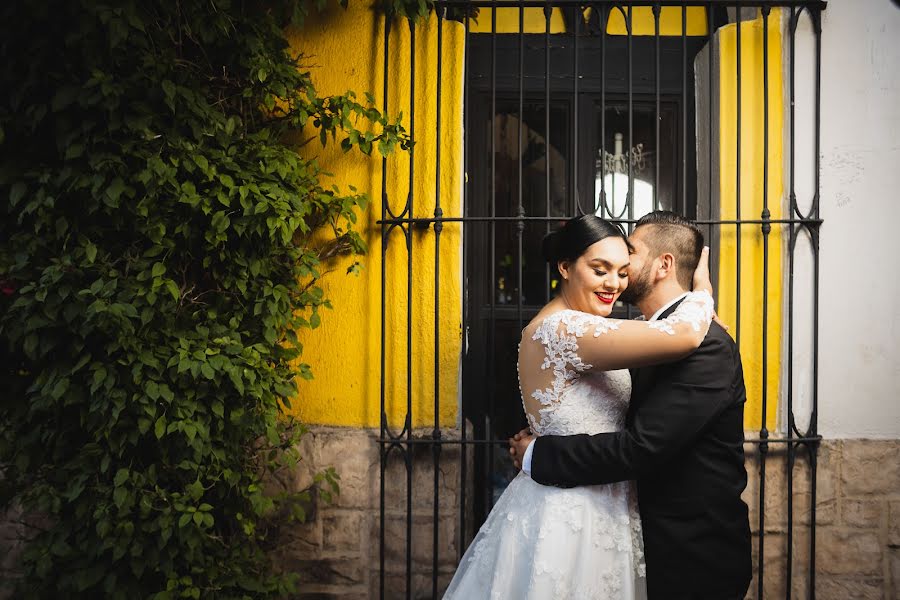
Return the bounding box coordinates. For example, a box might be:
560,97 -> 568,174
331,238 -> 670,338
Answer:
444,314 -> 646,599
444,292 -> 714,600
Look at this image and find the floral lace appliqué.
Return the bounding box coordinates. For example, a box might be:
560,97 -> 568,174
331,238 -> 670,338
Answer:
647,290 -> 714,334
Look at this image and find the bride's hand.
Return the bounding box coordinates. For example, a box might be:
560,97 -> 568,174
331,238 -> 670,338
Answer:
692,246 -> 713,295
509,428 -> 533,470
692,247 -> 729,331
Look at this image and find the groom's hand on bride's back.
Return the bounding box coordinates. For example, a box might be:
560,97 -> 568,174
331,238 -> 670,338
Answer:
509,428 -> 534,470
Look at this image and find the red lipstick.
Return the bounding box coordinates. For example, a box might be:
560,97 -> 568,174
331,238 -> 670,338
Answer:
595,291 -> 615,304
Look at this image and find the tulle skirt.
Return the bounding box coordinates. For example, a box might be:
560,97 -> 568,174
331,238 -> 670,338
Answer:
444,472 -> 647,600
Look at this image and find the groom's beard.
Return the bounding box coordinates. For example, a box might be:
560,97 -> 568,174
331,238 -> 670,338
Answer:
619,263 -> 654,306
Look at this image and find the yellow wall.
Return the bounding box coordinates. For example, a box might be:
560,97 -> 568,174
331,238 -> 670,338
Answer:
717,10 -> 783,431
470,6 -> 708,35
289,5 -> 784,433
285,6 -> 464,429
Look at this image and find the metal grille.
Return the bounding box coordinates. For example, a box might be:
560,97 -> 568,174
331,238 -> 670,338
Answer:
377,2 -> 825,598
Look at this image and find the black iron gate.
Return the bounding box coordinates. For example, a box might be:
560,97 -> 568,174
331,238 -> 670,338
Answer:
377,2 -> 825,598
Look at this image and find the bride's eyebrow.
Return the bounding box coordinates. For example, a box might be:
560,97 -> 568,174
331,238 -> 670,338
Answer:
588,258 -> 630,271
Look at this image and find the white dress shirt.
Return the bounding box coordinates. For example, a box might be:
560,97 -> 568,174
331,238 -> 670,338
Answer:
520,293 -> 689,476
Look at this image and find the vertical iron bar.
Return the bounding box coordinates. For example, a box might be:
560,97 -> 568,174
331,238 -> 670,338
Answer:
458,11 -> 469,561
707,4 -> 714,256
379,16 -> 391,600
654,3 -> 661,212
809,440 -> 818,599
572,2 -> 580,215
600,4 -> 607,218
516,1 -> 525,346
785,8 -> 797,596
432,10 -> 444,597
627,6 -> 633,228
681,4 -> 687,215
405,20 -> 415,600
809,9 -> 823,595
758,8 -> 772,600
486,5 -> 498,516
545,2 -> 552,301
735,2 -> 742,347
624,5 -> 634,321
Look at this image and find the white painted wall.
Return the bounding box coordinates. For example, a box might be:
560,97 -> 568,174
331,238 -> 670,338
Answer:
813,0 -> 900,437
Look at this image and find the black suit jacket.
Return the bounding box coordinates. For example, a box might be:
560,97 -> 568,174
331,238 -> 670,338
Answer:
531,301 -> 752,599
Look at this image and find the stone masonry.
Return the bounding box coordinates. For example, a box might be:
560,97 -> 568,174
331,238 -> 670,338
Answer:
741,439 -> 900,600
284,430 -> 900,600
269,427 -> 473,600
2,432 -> 898,599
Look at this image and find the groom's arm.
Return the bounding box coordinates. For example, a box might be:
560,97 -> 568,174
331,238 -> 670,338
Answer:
531,327 -> 739,487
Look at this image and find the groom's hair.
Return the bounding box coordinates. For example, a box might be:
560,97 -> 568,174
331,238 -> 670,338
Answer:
635,211 -> 704,290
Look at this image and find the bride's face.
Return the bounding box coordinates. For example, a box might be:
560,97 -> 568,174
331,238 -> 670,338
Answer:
558,236 -> 630,317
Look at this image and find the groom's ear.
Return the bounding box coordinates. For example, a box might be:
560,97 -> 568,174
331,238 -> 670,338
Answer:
655,252 -> 676,281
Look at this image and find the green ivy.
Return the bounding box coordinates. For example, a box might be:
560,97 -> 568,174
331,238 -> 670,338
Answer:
0,1 -> 409,598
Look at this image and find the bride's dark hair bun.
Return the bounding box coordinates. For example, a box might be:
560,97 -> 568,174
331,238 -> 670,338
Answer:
541,215 -> 629,264
541,229 -> 563,263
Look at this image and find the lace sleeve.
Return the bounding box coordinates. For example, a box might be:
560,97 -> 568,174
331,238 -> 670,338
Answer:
648,290 -> 715,335
550,290 -> 715,373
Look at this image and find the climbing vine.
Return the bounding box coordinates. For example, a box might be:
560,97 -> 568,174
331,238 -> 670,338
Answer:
0,1 -> 409,597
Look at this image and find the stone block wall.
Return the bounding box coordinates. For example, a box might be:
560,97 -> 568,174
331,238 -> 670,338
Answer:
287,431 -> 900,600
2,433 -> 898,599
272,427 -> 473,599
742,439 -> 900,600
0,503 -> 24,599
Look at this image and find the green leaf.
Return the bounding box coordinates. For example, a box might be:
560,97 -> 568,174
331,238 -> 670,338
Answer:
70,353 -> 91,374
50,377 -> 69,399
200,363 -> 214,380
151,262 -> 166,277
193,155 -> 208,172
113,486 -> 128,509
9,182 -> 26,206
165,279 -> 180,301
85,242 -> 97,264
114,469 -> 129,487
154,416 -> 166,439
227,369 -> 244,394
159,384 -> 174,402
106,178 -> 126,205
23,333 -> 38,359
187,480 -> 203,501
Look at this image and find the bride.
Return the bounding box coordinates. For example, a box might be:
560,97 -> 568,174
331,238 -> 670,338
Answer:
443,215 -> 715,599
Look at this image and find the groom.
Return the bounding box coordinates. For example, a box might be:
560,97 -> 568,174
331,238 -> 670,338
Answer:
510,211 -> 752,600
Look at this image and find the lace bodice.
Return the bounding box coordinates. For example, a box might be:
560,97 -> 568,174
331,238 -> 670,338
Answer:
522,310 -> 632,436
519,291 -> 714,436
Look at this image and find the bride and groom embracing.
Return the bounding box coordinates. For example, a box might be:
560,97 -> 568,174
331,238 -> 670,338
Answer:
444,211 -> 752,600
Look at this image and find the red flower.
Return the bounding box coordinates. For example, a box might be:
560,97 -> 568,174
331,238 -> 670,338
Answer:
0,279 -> 15,296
